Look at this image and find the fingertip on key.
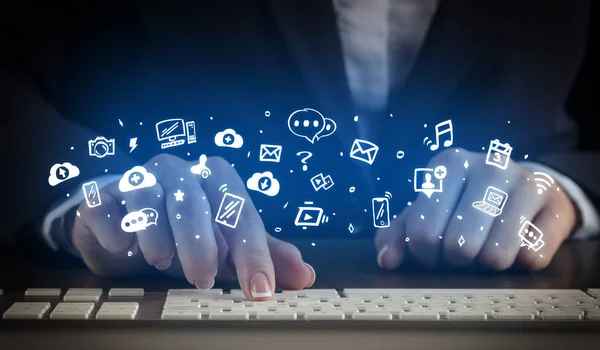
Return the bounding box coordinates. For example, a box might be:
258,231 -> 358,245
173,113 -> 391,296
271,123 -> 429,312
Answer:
304,263 -> 316,288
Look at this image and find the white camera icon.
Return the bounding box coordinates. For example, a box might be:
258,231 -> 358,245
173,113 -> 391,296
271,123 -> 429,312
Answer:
88,136 -> 116,158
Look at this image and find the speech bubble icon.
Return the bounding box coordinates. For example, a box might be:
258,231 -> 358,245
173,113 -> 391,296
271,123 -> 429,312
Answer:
121,210 -> 149,233
316,117 -> 337,141
288,108 -> 336,144
140,208 -> 159,226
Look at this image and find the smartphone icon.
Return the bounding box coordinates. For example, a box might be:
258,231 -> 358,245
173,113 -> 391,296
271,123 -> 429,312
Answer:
372,197 -> 390,228
82,181 -> 102,208
186,121 -> 197,144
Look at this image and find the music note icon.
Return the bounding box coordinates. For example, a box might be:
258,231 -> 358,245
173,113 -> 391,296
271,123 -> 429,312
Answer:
424,120 -> 453,151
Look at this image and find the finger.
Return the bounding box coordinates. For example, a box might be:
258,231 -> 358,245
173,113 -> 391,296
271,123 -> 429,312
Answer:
443,166 -> 508,267
267,235 -> 314,290
405,149 -> 467,267
202,156 -> 275,300
213,223 -> 237,281
152,154 -> 219,288
79,189 -> 136,255
73,201 -> 148,277
478,175 -> 543,270
374,211 -> 408,269
514,192 -> 575,271
117,171 -> 175,270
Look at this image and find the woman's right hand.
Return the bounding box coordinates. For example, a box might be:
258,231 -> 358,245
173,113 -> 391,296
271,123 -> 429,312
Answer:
71,153 -> 315,300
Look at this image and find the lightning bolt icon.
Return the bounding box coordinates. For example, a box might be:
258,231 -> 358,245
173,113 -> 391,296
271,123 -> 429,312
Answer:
129,137 -> 138,153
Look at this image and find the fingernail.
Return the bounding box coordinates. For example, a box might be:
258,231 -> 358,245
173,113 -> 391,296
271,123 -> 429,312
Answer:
195,279 -> 215,290
377,245 -> 389,268
304,263 -> 316,288
250,273 -> 272,298
154,257 -> 172,270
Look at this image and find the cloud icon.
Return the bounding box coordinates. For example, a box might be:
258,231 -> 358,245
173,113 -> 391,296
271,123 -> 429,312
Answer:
246,171 -> 280,196
119,166 -> 157,192
48,162 -> 80,186
215,128 -> 244,148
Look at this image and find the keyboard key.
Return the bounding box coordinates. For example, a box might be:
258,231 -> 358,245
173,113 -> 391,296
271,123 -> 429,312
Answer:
63,289 -> 103,302
109,288 -> 145,297
588,289 -> 600,299
3,302 -> 51,319
352,312 -> 392,320
50,302 -> 95,319
161,311 -> 202,320
25,288 -> 62,297
167,289 -> 223,296
540,309 -> 583,320
304,311 -> 345,320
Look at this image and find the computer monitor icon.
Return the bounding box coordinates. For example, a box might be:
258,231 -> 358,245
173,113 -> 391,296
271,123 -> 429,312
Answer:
156,118 -> 196,149
156,118 -> 186,149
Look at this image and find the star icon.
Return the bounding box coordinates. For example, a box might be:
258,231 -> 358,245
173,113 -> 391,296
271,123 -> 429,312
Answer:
174,189 -> 185,202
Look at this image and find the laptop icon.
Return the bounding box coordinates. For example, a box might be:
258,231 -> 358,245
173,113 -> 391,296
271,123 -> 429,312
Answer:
472,186 -> 508,217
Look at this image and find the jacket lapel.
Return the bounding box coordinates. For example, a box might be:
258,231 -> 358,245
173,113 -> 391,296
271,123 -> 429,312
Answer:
390,0 -> 504,116
264,0 -> 354,119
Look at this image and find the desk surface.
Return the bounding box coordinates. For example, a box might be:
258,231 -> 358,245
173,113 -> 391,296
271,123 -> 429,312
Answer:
1,239 -> 600,350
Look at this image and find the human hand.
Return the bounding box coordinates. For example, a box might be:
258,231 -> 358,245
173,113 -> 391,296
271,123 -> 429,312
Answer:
71,154 -> 315,300
375,148 -> 579,271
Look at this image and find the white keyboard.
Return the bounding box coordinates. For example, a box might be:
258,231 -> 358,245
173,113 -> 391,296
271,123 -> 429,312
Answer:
1,288 -> 600,321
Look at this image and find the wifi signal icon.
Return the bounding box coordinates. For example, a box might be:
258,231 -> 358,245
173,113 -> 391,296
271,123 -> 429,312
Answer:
384,191 -> 393,199
219,184 -> 228,193
533,172 -> 554,194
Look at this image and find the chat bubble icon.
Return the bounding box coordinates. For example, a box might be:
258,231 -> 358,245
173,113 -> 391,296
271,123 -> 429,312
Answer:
121,210 -> 149,233
140,208 -> 159,226
288,108 -> 336,144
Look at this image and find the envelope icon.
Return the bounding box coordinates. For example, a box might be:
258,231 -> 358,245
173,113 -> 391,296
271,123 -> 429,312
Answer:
259,144 -> 282,162
350,139 -> 379,165
487,191 -> 504,206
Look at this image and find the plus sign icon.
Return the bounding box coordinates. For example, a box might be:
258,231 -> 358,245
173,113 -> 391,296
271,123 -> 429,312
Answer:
119,166 -> 157,192
414,165 -> 448,198
214,128 -> 244,149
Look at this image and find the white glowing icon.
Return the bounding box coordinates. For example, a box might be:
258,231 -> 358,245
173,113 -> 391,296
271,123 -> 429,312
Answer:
310,173 -> 334,191
350,139 -> 379,165
288,108 -> 336,144
247,171 -> 281,196
533,172 -> 555,194
214,128 -> 244,148
486,139 -> 512,170
414,166 -> 447,198
294,202 -> 329,228
215,193 -> 246,229
174,189 -> 185,202
48,162 -> 80,186
155,118 -> 196,149
259,144 -> 283,162
423,120 -> 453,151
518,216 -> 545,252
119,166 -> 157,192
372,192 -> 392,228
88,136 -> 116,158
121,208 -> 159,233
82,181 -> 102,208
191,154 -> 212,178
472,186 -> 508,217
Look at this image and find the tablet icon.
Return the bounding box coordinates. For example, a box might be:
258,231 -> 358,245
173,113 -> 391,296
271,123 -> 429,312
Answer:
472,186 -> 508,217
215,192 -> 246,229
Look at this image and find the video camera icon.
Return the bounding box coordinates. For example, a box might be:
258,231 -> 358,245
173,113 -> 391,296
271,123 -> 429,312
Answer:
294,202 -> 329,229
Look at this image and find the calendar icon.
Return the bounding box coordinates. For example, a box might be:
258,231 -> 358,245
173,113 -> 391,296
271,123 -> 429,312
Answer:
486,139 -> 512,170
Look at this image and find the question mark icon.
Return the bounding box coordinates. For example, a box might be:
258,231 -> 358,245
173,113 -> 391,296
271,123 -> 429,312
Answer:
296,151 -> 313,171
